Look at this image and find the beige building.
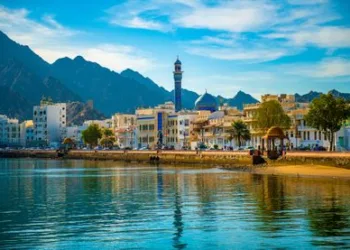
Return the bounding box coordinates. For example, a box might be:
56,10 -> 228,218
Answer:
243,94 -> 330,149
136,101 -> 178,149
20,120 -> 34,147
112,114 -> 137,149
190,107 -> 243,149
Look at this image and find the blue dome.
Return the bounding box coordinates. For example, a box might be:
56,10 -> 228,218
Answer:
194,92 -> 218,112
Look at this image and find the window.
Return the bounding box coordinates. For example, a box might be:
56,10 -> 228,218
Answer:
184,119 -> 189,126
314,131 -> 317,140
303,131 -> 306,140
139,125 -> 142,131
307,131 -> 310,140
290,131 -> 294,138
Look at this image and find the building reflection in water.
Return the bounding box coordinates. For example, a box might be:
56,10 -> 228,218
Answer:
172,169 -> 187,249
1,159 -> 350,249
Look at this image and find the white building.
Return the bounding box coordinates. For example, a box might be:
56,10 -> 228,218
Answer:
33,101 -> 67,146
177,111 -> 198,149
336,121 -> 350,151
112,114 -> 137,149
0,115 -> 20,147
65,125 -> 88,146
20,120 -> 34,147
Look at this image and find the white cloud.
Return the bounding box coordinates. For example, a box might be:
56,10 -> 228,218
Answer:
0,6 -> 77,46
106,1 -> 173,32
0,5 -> 155,73
173,1 -> 277,32
186,33 -> 301,62
287,0 -> 328,5
105,0 -> 350,63
288,27 -> 350,48
283,57 -> 350,78
186,46 -> 291,62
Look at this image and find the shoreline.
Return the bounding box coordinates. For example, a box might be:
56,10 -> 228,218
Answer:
1,150 -> 350,179
251,164 -> 350,179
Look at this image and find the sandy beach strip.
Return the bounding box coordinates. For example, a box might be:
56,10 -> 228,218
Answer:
253,165 -> 350,178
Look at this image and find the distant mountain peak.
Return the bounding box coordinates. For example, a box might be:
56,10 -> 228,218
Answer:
295,89 -> 350,102
74,55 -> 85,62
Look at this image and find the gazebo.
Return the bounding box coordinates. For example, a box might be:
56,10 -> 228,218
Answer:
262,126 -> 288,160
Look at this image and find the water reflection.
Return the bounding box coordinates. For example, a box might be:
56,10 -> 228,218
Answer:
0,158 -> 350,249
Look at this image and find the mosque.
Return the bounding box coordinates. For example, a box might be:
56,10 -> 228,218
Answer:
194,91 -> 218,112
173,57 -> 218,113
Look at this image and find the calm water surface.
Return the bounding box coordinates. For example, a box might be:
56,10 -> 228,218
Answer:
0,158 -> 350,249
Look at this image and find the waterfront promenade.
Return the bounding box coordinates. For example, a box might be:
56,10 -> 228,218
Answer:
1,149 -> 350,169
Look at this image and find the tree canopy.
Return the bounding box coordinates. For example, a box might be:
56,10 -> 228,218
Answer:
82,124 -> 102,146
102,128 -> 114,138
228,120 -> 251,147
253,100 -> 291,134
305,93 -> 350,151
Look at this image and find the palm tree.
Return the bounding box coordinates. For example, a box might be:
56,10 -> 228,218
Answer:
228,120 -> 251,148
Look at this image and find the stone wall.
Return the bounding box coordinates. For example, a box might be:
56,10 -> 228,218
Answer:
1,150 -> 350,169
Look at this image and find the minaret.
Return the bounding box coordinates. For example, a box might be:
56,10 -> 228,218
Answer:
173,56 -> 183,112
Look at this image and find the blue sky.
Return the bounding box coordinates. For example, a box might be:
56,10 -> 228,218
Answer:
0,0 -> 350,98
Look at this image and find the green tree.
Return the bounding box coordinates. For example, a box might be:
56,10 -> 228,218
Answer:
102,128 -> 114,138
253,100 -> 291,134
100,137 -> 115,148
305,93 -> 350,151
228,120 -> 251,147
82,124 -> 102,147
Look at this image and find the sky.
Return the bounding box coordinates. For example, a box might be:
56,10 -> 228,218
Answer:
0,0 -> 350,99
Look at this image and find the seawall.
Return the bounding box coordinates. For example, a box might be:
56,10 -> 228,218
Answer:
1,150 -> 350,169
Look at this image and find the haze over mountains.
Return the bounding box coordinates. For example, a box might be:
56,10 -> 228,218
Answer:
0,30 -> 349,123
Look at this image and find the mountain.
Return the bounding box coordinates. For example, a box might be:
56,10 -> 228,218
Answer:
0,31 -> 50,77
219,91 -> 259,109
121,68 -> 169,97
0,30 -> 270,121
0,31 -> 83,120
295,89 -> 350,102
50,56 -> 171,115
67,102 -> 106,126
0,86 -> 32,119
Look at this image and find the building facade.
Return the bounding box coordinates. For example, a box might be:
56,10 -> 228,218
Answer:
243,94 -> 332,150
65,125 -> 88,147
112,114 -> 137,149
20,120 -> 34,147
33,101 -> 67,146
0,115 -> 20,147
177,111 -> 198,149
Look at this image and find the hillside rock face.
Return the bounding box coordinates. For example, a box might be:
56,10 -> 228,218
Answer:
66,102 -> 106,126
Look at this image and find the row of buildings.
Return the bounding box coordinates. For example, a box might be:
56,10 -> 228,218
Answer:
0,57 -> 349,150
2,92 -> 348,151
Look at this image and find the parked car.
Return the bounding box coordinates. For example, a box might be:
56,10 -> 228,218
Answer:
296,145 -> 310,151
314,145 -> 326,151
